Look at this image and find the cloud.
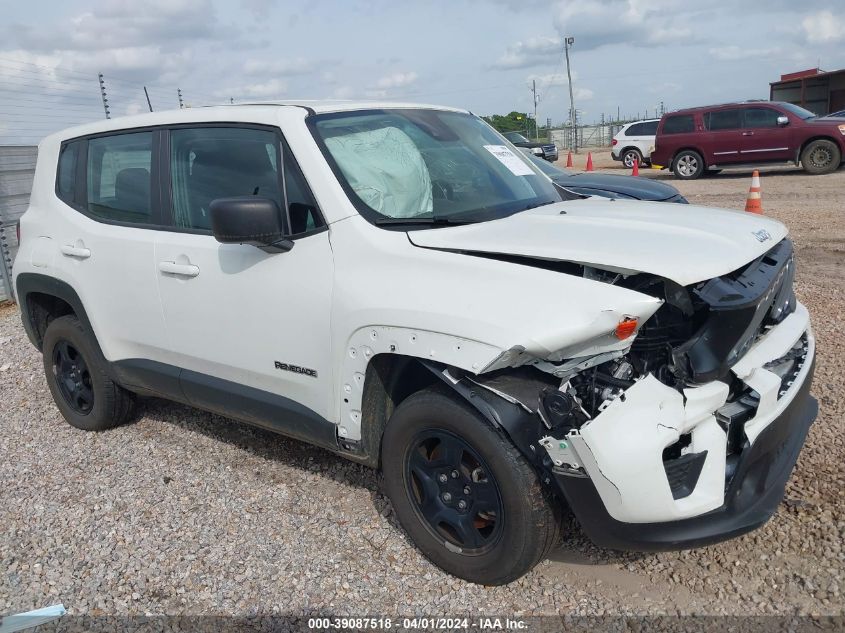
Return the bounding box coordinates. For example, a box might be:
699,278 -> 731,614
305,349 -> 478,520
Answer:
376,71 -> 418,89
801,10 -> 845,43
553,0 -> 696,51
235,78 -> 287,98
708,45 -> 778,61
243,57 -> 315,76
493,36 -> 562,69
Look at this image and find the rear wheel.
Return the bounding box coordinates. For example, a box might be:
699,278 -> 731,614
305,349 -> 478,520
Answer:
672,150 -> 704,179
382,387 -> 561,585
621,148 -> 643,168
42,315 -> 135,431
801,139 -> 841,175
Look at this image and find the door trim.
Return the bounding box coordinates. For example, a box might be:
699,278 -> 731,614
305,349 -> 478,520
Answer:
112,358 -> 340,451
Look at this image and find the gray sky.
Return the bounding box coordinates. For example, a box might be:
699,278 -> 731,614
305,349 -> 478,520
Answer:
1,0 -> 843,142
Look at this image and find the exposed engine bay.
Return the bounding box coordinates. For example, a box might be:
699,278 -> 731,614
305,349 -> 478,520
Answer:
448,238 -> 806,520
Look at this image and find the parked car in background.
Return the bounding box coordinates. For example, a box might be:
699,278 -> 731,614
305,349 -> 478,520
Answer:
611,119 -> 659,168
503,131 -> 558,161
524,152 -> 687,203
823,109 -> 845,118
651,101 -> 845,179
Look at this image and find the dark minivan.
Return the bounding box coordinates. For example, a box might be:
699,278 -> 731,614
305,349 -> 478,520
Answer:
651,101 -> 845,179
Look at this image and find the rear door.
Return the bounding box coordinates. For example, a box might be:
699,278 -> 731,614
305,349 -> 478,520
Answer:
51,131 -> 169,364
703,108 -> 743,165
739,106 -> 792,161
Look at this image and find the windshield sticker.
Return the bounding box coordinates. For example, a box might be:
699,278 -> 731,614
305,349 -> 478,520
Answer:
483,145 -> 535,176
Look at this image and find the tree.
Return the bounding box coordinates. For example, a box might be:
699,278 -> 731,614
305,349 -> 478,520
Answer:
483,111 -> 531,135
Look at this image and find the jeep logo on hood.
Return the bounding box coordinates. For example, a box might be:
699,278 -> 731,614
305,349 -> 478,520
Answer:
752,229 -> 772,243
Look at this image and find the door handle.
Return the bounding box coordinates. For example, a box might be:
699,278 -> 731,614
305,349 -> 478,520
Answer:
158,261 -> 200,277
742,131 -> 754,136
60,244 -> 91,259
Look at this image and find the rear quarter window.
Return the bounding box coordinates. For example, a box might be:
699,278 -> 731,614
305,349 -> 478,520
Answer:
56,142 -> 80,204
662,115 -> 695,134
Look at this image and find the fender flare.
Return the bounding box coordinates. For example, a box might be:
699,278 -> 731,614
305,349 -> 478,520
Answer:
15,272 -> 106,363
418,360 -> 557,485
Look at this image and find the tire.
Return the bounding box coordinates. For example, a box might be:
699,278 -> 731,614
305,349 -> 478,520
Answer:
381,387 -> 561,585
621,148 -> 643,169
801,139 -> 841,175
42,315 -> 135,431
672,149 -> 705,180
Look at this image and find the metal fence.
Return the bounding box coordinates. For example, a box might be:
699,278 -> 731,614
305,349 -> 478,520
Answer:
0,145 -> 37,302
549,123 -> 625,151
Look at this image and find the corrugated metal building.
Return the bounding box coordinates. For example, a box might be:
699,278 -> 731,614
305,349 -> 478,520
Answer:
770,68 -> 845,116
0,145 -> 38,301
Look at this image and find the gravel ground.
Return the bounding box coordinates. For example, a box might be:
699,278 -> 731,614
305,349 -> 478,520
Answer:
1,158 -> 843,619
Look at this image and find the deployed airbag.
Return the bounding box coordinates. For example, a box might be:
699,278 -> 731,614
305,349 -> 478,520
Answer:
325,126 -> 433,218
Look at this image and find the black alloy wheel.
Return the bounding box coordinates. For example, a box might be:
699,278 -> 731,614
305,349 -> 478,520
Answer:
53,340 -> 94,414
404,430 -> 504,554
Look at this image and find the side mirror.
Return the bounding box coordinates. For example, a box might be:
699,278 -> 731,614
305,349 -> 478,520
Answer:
209,196 -> 293,253
777,115 -> 789,127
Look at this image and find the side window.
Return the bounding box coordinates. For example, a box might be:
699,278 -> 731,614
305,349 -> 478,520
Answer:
282,142 -> 325,235
56,141 -> 79,204
706,109 -> 742,131
170,127 -> 282,231
743,107 -> 780,128
662,115 -> 694,134
643,121 -> 659,135
86,132 -> 153,223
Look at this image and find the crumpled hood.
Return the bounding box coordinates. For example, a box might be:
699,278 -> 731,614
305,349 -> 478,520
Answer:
408,197 -> 788,286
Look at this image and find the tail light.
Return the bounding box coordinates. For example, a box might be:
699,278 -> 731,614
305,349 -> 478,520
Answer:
611,139 -> 618,146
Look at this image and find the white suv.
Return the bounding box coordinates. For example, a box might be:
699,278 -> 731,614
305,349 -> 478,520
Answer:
611,118 -> 659,167
13,102 -> 817,585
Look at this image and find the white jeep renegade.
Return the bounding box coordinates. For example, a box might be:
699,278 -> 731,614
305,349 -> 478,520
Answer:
13,102 -> 817,585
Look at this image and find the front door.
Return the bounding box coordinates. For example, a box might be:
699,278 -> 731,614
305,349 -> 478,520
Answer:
739,107 -> 793,162
154,125 -> 335,423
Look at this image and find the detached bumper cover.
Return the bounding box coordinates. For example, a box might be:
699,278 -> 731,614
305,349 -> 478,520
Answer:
553,358 -> 817,551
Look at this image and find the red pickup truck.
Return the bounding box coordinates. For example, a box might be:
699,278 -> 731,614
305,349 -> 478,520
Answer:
651,101 -> 845,179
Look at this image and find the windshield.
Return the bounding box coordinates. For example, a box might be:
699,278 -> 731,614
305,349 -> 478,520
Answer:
504,132 -> 530,143
310,109 -> 563,226
778,102 -> 816,120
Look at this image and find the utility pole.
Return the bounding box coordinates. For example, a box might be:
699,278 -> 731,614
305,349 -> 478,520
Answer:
143,87 -> 153,112
530,79 -> 539,139
98,73 -> 110,119
178,88 -> 184,109
563,36 -> 576,152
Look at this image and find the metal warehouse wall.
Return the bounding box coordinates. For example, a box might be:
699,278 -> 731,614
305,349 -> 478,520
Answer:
0,145 -> 37,301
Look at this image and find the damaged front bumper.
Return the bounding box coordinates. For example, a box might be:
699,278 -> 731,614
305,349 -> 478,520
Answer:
546,302 -> 817,551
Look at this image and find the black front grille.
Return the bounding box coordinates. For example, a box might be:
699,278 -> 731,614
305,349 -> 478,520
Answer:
672,239 -> 796,383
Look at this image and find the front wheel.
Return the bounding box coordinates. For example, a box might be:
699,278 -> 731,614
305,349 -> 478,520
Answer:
672,149 -> 705,179
381,388 -> 561,585
801,139 -> 841,175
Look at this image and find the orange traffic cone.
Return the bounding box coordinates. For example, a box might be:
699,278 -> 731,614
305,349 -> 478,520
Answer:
632,160 -> 639,176
566,152 -> 573,168
585,152 -> 594,172
745,170 -> 763,214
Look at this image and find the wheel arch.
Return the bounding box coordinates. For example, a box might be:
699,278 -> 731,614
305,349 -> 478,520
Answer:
670,147 -> 706,169
15,273 -> 103,359
798,135 -> 844,161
